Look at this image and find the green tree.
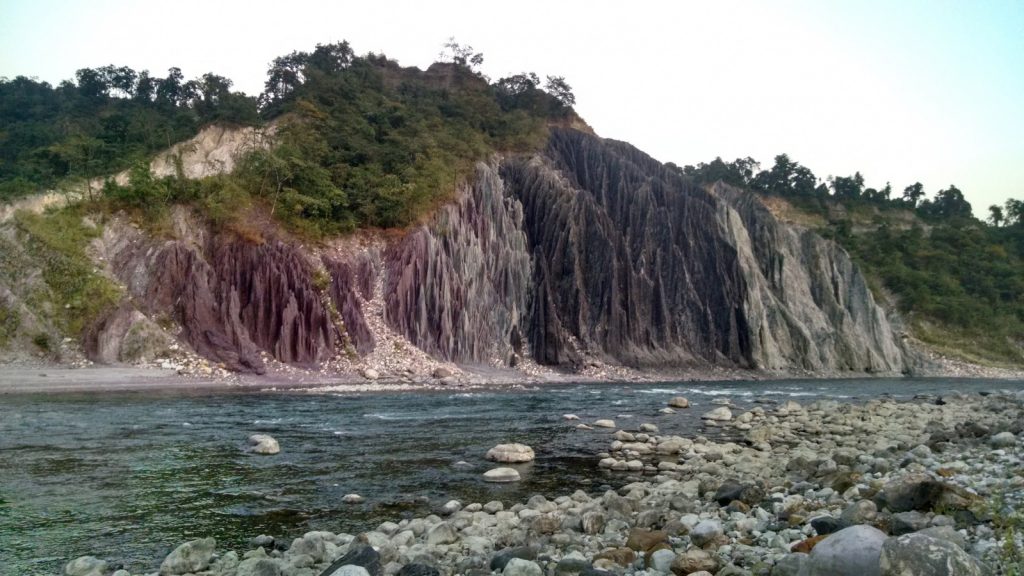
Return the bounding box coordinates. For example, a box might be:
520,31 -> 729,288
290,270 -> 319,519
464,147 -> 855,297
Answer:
989,204 -> 1005,227
902,182 -> 925,207
544,75 -> 575,107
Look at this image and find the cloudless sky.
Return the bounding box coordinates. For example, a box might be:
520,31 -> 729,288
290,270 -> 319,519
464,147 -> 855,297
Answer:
2,0 -> 1022,215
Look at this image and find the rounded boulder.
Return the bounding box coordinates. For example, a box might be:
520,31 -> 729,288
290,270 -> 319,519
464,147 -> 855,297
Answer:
483,467 -> 521,482
486,443 -> 535,463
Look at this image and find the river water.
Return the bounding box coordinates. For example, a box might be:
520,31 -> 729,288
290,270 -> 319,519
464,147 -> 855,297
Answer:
1,377 -> 1021,575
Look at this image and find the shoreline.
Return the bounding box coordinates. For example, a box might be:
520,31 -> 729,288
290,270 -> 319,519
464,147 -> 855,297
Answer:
1,360 -> 1023,396
53,388 -> 1024,576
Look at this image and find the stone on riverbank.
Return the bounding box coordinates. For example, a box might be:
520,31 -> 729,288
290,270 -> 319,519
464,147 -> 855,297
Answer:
671,548 -> 718,574
483,467 -> 521,482
502,557 -> 543,576
594,419 -> 616,428
668,396 -> 690,408
342,493 -> 364,504
160,537 -> 216,575
247,434 -> 280,455
701,406 -> 732,421
879,533 -> 983,576
875,473 -> 947,512
806,525 -> 886,576
990,431 -> 1017,447
64,556 -> 107,576
486,443 -> 535,463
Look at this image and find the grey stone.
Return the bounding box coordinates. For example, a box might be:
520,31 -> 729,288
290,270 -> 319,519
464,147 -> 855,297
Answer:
807,525 -> 886,576
875,473 -> 947,512
426,522 -> 458,546
248,434 -> 280,455
650,548 -> 676,572
810,516 -> 845,535
483,467 -> 521,482
486,443 -> 535,463
690,519 -> 724,547
159,537 -> 216,575
990,431 -> 1017,447
916,526 -> 967,550
236,558 -> 281,576
503,558 -> 543,576
64,556 -> 108,576
322,543 -> 381,576
891,511 -> 930,535
840,500 -> 878,525
702,406 -> 733,421
771,553 -> 809,576
490,547 -> 538,572
879,533 -> 982,575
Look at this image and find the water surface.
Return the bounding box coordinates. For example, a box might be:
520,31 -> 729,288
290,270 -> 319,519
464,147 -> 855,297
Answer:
1,377 -> 1020,575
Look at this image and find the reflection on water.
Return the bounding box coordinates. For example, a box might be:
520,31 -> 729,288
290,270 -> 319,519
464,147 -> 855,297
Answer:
0,378 -> 1020,575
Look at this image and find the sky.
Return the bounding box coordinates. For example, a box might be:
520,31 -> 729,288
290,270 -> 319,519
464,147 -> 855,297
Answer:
2,0 -> 1022,215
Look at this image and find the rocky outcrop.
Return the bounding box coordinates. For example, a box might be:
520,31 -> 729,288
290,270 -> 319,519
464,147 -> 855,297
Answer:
23,126 -> 912,375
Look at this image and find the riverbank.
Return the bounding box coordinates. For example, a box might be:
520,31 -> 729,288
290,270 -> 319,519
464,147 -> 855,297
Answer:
57,387 -> 1023,576
4,356 -> 1024,396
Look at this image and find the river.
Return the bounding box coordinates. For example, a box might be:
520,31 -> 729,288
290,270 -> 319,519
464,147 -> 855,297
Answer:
1,377 -> 1021,575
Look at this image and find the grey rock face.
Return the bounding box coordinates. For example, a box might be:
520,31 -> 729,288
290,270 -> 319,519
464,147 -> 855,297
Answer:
159,537 -> 216,575
807,525 -> 886,576
879,533 -> 982,575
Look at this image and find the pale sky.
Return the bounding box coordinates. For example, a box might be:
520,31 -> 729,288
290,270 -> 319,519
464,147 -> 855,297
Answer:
2,0 -> 1022,215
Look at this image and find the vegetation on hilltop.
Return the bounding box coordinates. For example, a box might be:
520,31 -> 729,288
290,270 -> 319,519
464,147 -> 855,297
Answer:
677,155 -> 1024,365
0,40 -> 576,235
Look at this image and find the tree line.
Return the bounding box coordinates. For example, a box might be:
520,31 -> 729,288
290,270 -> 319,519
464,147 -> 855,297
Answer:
672,154 -> 1021,227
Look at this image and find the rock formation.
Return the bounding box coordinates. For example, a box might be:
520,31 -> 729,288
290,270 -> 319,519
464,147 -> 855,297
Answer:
7,126 -> 914,375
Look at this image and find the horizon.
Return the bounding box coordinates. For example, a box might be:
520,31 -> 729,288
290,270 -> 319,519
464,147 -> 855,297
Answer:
2,0 -> 1022,217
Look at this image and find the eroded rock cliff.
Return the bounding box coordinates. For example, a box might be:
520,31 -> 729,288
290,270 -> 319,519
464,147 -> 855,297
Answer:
2,126 -> 912,375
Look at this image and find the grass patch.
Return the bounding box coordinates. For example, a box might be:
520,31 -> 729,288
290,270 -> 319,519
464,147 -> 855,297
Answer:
13,206 -> 121,337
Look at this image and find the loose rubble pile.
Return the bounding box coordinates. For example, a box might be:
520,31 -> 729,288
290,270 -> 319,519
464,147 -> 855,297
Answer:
65,390 -> 1024,576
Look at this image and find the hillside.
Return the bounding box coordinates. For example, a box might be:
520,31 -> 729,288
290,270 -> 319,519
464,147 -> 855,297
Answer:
0,41 -> 1017,378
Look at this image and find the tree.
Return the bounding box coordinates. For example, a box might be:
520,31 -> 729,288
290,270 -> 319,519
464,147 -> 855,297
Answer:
134,70 -> 156,102
75,68 -> 107,100
902,182 -> 925,207
989,204 -> 1005,227
920,185 -> 972,221
155,67 -> 185,106
261,50 -> 309,108
544,75 -> 575,107
1005,198 -> 1024,226
439,38 -> 484,70
307,41 -> 354,74
495,72 -> 540,97
831,172 -> 865,200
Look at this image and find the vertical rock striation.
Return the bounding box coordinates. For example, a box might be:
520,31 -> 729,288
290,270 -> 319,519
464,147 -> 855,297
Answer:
384,163 -> 532,365
83,127 -> 910,375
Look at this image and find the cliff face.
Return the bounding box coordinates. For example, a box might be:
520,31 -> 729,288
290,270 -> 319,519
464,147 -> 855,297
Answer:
38,127 -> 910,374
